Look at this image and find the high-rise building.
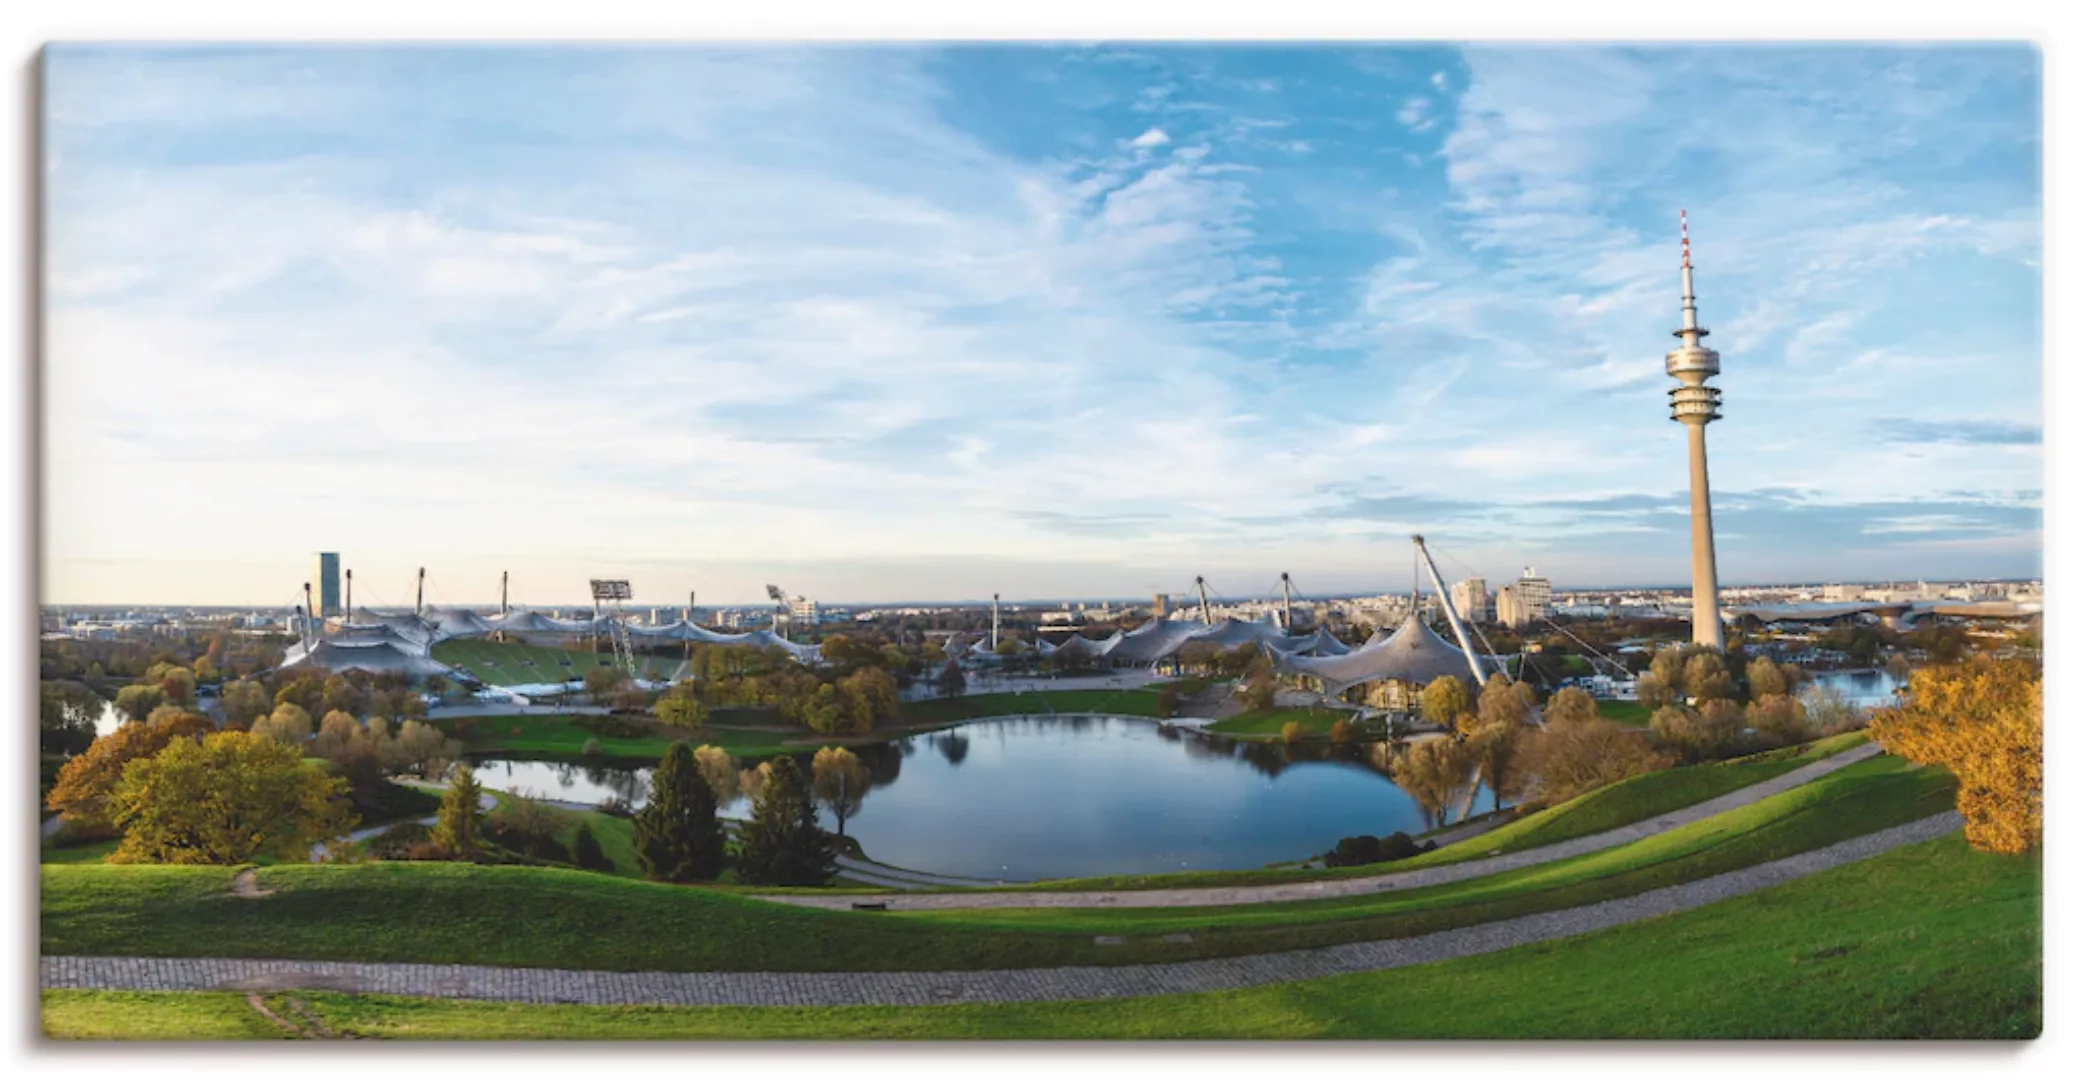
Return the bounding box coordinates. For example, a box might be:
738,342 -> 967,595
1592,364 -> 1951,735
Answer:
312,552 -> 341,618
1514,567 -> 1551,619
1152,593 -> 1170,619
1450,577 -> 1490,623
788,595 -> 820,626
1495,584 -> 1529,629
1665,211 -> 1726,650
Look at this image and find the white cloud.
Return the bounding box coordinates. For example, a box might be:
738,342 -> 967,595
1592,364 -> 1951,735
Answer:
1129,126 -> 1170,148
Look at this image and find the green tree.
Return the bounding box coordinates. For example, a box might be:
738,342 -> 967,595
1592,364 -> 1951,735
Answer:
936,660 -> 966,698
811,745 -> 870,838
46,709 -> 215,831
1418,675 -> 1469,729
633,742 -> 727,882
157,666 -> 198,708
736,755 -> 834,886
250,702 -> 314,747
430,764 -> 484,860
219,678 -> 272,728
108,731 -> 355,865
112,683 -> 167,723
571,822 -> 612,872
653,686 -> 710,729
39,680 -> 102,757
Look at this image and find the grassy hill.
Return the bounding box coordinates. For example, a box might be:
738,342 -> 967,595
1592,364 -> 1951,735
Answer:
41,832 -> 2038,1039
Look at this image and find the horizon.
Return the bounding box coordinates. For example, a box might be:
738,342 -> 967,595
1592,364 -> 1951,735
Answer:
43,43 -> 2043,606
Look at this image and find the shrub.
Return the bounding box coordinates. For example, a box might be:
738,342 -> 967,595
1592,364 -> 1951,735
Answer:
366,820 -> 432,859
1745,693 -> 1814,750
1650,701 -> 1745,763
582,737 -> 604,757
1323,831 -> 1423,868
1329,718 -> 1356,743
1242,675 -> 1277,712
1521,714 -> 1669,805
1154,685 -> 1179,719
1280,720 -> 1304,743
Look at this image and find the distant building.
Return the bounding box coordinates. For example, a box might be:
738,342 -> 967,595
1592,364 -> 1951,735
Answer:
1495,584 -> 1531,629
1514,567 -> 1552,619
1450,577 -> 1490,623
1152,593 -> 1170,619
312,552 -> 341,618
788,595 -> 820,626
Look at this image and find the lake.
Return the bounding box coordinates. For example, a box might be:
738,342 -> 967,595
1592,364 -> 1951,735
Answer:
470,716 -> 1485,881
1806,669 -> 1906,707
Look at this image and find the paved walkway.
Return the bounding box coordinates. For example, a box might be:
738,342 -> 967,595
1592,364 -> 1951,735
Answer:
40,811 -> 1961,1007
759,740 -> 1887,911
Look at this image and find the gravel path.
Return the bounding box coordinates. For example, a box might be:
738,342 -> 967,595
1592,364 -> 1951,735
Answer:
762,740 -> 1888,911
40,811 -> 1960,1007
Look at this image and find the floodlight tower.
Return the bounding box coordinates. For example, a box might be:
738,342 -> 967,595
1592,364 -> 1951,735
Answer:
1665,211 -> 1727,651
1195,576 -> 1214,626
1280,572 -> 1296,633
766,584 -> 789,638
344,568 -> 353,621
991,593 -> 1001,651
415,567 -> 425,617
590,579 -> 637,678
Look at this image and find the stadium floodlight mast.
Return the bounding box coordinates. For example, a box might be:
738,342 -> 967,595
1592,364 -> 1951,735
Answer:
589,579 -> 638,679
766,584 -> 789,638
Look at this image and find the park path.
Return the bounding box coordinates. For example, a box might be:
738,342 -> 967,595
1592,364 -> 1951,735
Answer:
757,740 -> 1887,911
40,811 -> 1961,1008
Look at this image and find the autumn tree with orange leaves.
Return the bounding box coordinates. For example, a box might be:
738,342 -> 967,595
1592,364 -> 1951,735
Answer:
1868,656 -> 2041,854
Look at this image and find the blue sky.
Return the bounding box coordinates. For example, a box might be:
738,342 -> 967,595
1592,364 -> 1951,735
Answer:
42,43 -> 2042,607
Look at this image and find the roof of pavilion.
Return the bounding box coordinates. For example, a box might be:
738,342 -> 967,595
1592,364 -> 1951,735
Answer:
1270,612 -> 1476,698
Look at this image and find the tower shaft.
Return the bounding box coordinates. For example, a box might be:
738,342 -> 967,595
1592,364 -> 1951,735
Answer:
1665,210 -> 1725,650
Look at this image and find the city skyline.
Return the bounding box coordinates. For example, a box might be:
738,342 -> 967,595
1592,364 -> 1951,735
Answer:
43,43 -> 2043,606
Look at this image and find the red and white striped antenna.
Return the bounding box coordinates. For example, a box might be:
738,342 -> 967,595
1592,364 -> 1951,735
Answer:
1680,209 -> 1691,269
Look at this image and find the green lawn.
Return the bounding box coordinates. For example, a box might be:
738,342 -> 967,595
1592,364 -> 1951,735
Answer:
1595,699 -> 1653,726
1203,707 -> 1353,741
38,750 -> 1954,973
996,731 -> 1871,892
897,687 -> 1168,725
44,832 -> 2038,1039
432,713 -> 794,760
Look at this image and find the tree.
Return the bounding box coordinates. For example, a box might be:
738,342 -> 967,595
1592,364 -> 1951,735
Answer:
1154,685 -> 1179,719
1280,720 -> 1304,743
1649,646 -> 1687,689
112,684 -> 167,723
313,710 -> 362,758
1746,693 -> 1812,749
1418,676 -> 1469,729
46,709 -> 215,832
1241,673 -> 1277,712
487,795 -> 574,860
1467,721 -> 1523,812
39,680 -> 102,757
654,687 -> 710,729
1519,714 -> 1669,806
583,667 -> 624,706
1544,686 -> 1598,727
633,743 -> 728,882
1329,718 -> 1358,743
219,678 -> 272,728
157,666 -> 197,707
1799,683 -> 1863,735
936,660 -> 966,699
1635,670 -> 1677,710
836,667 -> 900,733
1868,657 -> 2041,854
251,702 -> 314,747
391,719 -> 462,778
571,822 -> 612,872
693,744 -> 740,804
811,746 -> 870,838
1651,700 -> 1745,763
1745,655 -> 1789,700
736,755 -> 834,886
1682,652 -> 1732,702
1391,737 -> 1475,829
430,764 -> 484,859
107,731 -> 355,865
1475,675 -> 1534,731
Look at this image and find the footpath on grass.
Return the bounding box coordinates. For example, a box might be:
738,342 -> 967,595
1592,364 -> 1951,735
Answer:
761,740 -> 1887,911
40,811 -> 1962,1008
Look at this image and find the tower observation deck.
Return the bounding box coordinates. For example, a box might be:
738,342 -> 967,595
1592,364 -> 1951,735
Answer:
1666,211 -> 1726,650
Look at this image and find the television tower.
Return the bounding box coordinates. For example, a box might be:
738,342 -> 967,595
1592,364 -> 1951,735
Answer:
1666,211 -> 1726,650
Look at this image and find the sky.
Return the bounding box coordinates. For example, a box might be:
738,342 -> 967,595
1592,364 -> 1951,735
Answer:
42,43 -> 2042,608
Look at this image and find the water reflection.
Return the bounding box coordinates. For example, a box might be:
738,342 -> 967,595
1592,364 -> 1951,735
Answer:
469,716 -> 1479,881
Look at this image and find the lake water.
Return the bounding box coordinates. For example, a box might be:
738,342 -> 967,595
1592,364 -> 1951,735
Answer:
471,716 -> 1480,881
1805,669 -> 1906,707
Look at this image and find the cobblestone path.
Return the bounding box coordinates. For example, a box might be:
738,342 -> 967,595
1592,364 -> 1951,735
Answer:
763,740 -> 1887,911
42,810 -> 1958,1008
